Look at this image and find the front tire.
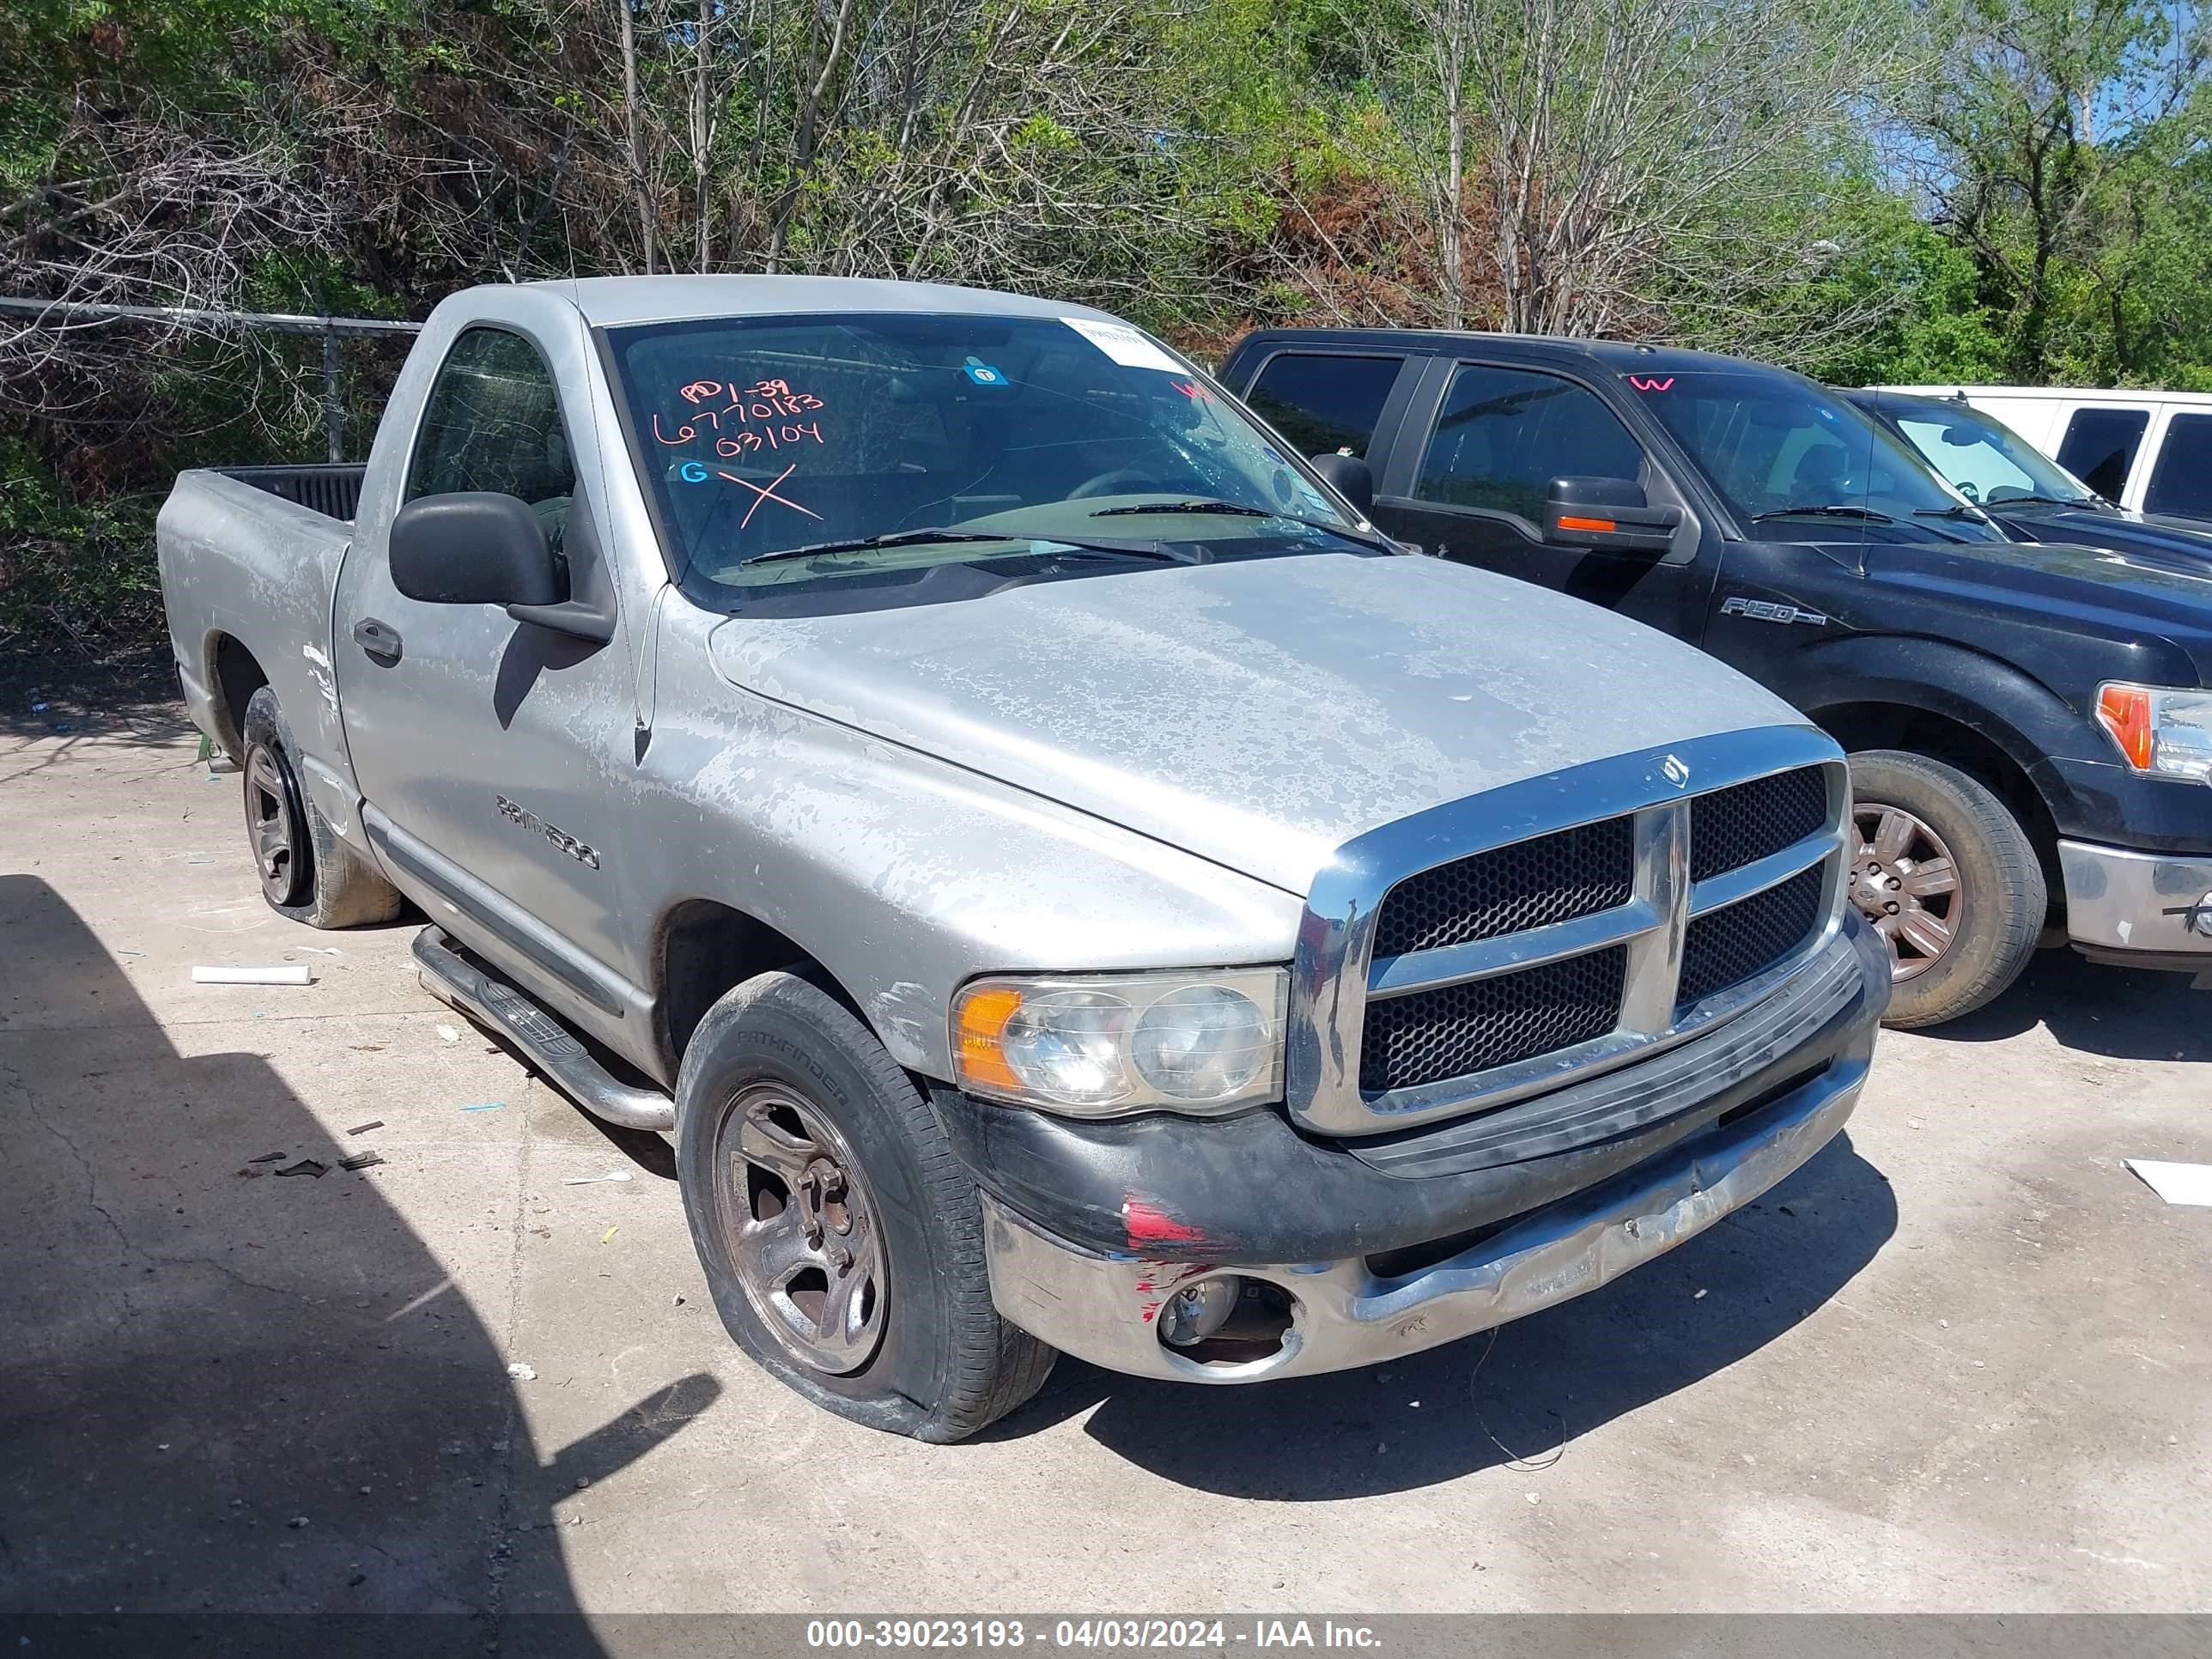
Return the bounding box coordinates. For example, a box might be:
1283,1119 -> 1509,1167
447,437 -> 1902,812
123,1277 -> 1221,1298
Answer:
1846,749 -> 2045,1029
240,687 -> 404,929
675,971 -> 1054,1442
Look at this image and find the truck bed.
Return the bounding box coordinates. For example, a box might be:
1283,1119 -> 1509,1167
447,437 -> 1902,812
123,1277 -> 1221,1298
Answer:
216,463 -> 368,524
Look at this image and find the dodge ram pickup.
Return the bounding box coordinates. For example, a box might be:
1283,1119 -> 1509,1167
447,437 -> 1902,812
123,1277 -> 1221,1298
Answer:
161,276 -> 1888,1440
1224,330 -> 2212,1028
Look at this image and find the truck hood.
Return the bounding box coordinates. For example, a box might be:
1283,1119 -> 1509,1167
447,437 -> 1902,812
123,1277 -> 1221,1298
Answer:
1862,537 -> 2212,691
1989,501 -> 2212,568
708,552 -> 1800,895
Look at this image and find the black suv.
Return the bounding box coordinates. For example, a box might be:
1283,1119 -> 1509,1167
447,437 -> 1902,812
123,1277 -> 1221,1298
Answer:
1219,330 -> 2212,1027
1845,387 -> 2212,568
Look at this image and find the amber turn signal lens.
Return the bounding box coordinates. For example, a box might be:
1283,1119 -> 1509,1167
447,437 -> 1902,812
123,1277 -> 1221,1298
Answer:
2097,684 -> 2154,770
1556,514 -> 1617,533
953,986 -> 1025,1092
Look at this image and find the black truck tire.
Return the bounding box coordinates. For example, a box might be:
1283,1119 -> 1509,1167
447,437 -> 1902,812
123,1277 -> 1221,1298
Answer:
675,970 -> 1055,1442
1846,748 -> 2045,1029
240,687 -> 405,929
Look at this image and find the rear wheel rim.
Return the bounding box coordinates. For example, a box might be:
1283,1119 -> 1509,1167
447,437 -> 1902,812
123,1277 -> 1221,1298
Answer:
244,742 -> 305,906
714,1083 -> 887,1376
1850,801 -> 1961,982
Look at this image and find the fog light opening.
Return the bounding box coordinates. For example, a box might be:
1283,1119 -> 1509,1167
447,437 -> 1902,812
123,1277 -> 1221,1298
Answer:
1156,1277 -> 1297,1368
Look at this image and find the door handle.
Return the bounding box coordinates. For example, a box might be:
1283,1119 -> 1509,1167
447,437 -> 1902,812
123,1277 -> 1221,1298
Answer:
352,617 -> 403,663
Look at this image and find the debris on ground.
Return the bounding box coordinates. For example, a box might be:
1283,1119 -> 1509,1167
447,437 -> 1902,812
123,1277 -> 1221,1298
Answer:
274,1158 -> 330,1178
562,1171 -> 634,1185
192,964 -> 313,987
247,1152 -> 285,1164
461,1102 -> 506,1113
2126,1159 -> 2212,1207
435,1024 -> 461,1042
337,1151 -> 385,1172
346,1121 -> 384,1136
296,945 -> 343,956
600,1225 -> 618,1244
507,1362 -> 538,1380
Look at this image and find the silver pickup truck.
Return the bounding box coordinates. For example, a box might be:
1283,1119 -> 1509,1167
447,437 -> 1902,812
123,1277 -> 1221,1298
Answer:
159,276 -> 1890,1440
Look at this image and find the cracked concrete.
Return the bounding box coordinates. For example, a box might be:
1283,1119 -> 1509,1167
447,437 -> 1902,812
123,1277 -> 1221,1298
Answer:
3,716 -> 2209,1618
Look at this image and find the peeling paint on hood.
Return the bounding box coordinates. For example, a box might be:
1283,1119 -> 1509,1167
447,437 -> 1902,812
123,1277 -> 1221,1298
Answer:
707,553 -> 1802,893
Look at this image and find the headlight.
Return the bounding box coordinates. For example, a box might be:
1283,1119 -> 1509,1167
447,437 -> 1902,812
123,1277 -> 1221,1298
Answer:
951,968 -> 1288,1115
2096,683 -> 2212,783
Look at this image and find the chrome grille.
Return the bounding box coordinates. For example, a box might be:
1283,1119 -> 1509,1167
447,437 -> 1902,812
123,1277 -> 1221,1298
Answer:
1360,948 -> 1626,1091
1689,767 -> 1830,882
1288,732 -> 1850,1138
1678,866 -> 1826,1011
1372,818 -> 1633,957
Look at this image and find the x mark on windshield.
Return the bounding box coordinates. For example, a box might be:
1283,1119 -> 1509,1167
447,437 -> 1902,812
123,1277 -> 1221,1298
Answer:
717,464 -> 823,528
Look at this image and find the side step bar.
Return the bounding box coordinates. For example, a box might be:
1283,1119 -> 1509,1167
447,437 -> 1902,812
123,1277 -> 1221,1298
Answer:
412,926 -> 675,1133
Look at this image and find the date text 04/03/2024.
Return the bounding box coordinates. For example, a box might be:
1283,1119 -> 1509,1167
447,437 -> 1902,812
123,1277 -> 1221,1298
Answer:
805,1620 -> 1384,1650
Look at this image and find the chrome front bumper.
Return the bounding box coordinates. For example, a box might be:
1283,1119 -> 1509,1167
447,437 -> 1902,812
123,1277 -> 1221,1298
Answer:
2060,839 -> 2212,967
980,1051 -> 1867,1384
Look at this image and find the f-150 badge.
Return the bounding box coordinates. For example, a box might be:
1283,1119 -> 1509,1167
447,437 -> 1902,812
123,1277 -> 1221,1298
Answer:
1722,596 -> 1829,626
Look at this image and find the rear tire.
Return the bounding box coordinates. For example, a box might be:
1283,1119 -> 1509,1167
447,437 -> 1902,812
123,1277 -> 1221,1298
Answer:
1846,748 -> 2044,1029
240,687 -> 404,929
675,971 -> 1054,1442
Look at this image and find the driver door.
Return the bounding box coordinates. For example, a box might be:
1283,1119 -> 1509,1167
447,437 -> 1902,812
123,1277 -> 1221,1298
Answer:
332,320 -> 646,1026
1378,360 -> 1712,643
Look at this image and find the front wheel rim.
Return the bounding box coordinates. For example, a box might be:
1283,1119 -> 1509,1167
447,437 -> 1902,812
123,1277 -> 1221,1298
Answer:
245,742 -> 303,905
1850,801 -> 1962,982
714,1084 -> 888,1376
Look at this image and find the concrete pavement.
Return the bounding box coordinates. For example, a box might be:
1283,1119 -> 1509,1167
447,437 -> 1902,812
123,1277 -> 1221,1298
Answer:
3,712 -> 2208,1618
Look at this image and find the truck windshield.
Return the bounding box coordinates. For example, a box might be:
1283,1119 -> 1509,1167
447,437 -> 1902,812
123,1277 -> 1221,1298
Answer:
1882,401 -> 2100,507
606,312 -> 1365,601
1626,371 -> 2001,538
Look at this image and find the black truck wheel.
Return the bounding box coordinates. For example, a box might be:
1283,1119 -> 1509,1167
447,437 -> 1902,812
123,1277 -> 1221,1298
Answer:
1846,749 -> 2045,1029
675,970 -> 1055,1442
240,687 -> 404,928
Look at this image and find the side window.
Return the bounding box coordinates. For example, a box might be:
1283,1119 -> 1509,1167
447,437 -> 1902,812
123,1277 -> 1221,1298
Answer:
2144,415 -> 2212,518
1243,353 -> 1403,459
407,327 -> 577,549
2055,407 -> 2148,500
1415,365 -> 1644,523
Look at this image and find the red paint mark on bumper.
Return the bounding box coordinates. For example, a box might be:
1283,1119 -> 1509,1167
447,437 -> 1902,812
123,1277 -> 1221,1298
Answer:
1123,1197 -> 1206,1246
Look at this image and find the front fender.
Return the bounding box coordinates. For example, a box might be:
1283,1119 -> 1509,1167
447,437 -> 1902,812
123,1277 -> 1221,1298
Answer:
1790,630 -> 2099,774
635,659 -> 1305,1083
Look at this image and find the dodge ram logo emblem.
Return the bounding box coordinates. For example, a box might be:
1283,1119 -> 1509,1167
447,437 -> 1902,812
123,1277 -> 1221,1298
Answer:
1662,754 -> 1691,788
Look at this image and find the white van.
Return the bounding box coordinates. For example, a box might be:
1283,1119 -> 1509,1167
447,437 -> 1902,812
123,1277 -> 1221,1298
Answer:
1879,385 -> 2212,524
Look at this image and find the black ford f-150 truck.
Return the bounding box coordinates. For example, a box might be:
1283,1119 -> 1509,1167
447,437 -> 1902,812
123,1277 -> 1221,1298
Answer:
1219,331 -> 2212,1028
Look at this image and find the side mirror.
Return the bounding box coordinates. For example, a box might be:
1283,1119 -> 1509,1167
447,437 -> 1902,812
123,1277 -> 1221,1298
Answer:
390,493 -> 562,607
1308,452 -> 1374,516
1543,476 -> 1681,553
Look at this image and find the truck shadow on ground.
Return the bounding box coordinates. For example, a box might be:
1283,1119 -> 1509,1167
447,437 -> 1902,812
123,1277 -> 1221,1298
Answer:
0,874 -> 714,1625
1923,946 -> 2208,1062
989,1134 -> 1895,1498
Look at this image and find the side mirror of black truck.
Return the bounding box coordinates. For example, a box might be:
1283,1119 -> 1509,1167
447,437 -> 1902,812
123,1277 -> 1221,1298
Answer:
1543,476 -> 1682,553
1308,451 -> 1375,516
